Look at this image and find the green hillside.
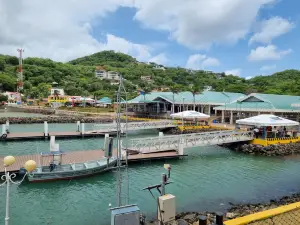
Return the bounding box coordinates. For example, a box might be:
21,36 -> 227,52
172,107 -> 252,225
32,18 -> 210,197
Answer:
0,50 -> 300,100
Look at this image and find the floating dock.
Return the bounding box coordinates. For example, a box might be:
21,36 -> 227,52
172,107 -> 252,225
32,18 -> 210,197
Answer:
0,149 -> 186,174
2,131 -> 117,141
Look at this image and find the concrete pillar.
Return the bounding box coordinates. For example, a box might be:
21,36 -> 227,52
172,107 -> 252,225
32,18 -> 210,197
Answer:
230,111 -> 233,124
178,138 -> 184,155
44,121 -> 48,137
50,136 -> 56,152
104,133 -> 109,149
201,105 -> 204,113
76,121 -> 80,132
159,132 -> 164,137
81,123 -> 85,136
297,114 -> 299,122
207,105 -> 211,115
2,124 -> 7,135
5,120 -> 9,133
221,110 -> 225,123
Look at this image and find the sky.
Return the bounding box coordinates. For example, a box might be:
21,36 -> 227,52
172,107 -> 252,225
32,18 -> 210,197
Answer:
0,0 -> 299,79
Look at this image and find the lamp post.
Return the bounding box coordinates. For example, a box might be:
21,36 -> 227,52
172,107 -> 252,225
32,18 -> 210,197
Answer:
1,156 -> 37,225
182,97 -> 185,128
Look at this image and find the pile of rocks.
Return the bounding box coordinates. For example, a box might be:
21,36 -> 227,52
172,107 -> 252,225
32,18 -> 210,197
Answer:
225,142 -> 300,156
0,116 -> 113,124
146,193 -> 300,224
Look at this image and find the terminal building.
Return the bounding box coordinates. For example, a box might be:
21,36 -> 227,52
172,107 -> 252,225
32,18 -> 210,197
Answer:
126,91 -> 300,123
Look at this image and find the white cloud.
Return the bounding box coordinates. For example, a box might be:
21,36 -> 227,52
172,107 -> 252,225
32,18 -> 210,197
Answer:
202,57 -> 220,68
249,17 -> 294,44
225,69 -> 241,76
134,0 -> 276,49
260,64 -> 276,71
186,54 -> 219,70
245,76 -> 253,80
0,0 -> 153,62
248,45 -> 292,61
149,53 -> 168,65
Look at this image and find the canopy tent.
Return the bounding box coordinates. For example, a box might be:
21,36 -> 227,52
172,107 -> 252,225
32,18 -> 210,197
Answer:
96,97 -> 112,104
236,114 -> 299,127
170,111 -> 210,119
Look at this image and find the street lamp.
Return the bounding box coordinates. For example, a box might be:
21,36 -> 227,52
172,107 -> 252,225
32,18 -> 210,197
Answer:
1,156 -> 37,225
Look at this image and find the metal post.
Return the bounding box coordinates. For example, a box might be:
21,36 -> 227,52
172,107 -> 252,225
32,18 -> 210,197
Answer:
161,173 -> 167,196
215,212 -> 224,225
5,169 -> 10,225
198,216 -> 207,225
76,121 -> 80,132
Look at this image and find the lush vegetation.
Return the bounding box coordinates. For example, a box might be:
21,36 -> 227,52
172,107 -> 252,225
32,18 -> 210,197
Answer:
1,50 -> 300,101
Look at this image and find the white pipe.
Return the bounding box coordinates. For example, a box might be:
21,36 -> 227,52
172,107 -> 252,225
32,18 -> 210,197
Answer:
2,124 -> 7,135
81,123 -> 85,136
44,121 -> 48,137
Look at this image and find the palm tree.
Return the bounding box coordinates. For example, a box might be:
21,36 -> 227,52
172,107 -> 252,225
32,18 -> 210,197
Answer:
170,85 -> 181,113
189,83 -> 204,111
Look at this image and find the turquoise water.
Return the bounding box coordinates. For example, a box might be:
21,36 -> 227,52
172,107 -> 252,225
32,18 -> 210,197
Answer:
1,124 -> 300,225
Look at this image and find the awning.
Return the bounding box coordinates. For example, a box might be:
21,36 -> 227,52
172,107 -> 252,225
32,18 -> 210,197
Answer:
170,111 -> 210,119
236,114 -> 299,127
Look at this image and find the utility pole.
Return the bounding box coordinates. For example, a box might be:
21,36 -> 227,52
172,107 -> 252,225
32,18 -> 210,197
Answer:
17,49 -> 24,93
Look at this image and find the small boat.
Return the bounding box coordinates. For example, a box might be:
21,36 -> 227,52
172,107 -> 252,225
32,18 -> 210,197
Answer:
27,157 -> 117,182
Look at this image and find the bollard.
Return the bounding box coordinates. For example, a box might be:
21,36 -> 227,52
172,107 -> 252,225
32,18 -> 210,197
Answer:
199,216 -> 207,225
178,138 -> 184,155
2,124 -> 7,135
81,123 -> 85,137
44,121 -> 48,137
215,212 -> 224,225
5,120 -> 9,133
76,121 -> 80,132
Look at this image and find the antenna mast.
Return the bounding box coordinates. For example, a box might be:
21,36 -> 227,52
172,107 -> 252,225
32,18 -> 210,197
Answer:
116,75 -> 129,207
17,49 -> 24,93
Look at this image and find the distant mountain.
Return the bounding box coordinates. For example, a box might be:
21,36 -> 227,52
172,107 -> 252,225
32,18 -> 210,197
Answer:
1,51 -> 300,100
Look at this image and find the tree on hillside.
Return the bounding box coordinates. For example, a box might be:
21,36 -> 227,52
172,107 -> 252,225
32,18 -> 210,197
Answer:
0,95 -> 8,102
189,82 -> 204,111
170,84 -> 181,113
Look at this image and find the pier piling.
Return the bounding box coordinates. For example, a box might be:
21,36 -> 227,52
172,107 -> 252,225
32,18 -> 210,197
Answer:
76,121 -> 80,132
198,215 -> 207,225
44,121 -> 48,138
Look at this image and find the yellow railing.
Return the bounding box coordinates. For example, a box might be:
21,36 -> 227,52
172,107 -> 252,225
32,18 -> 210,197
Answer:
251,136 -> 300,146
121,116 -> 161,122
224,202 -> 300,225
178,125 -> 211,131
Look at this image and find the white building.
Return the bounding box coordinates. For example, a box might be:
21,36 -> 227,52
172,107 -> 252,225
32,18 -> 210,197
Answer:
3,92 -> 21,102
95,70 -> 107,79
95,68 -> 120,80
107,71 -> 120,80
50,88 -> 65,96
141,76 -> 152,82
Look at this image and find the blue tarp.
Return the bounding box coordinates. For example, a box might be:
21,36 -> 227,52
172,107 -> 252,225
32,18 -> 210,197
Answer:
96,97 -> 112,104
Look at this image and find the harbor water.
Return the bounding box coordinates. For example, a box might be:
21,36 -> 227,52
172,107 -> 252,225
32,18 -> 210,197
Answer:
1,124 -> 300,225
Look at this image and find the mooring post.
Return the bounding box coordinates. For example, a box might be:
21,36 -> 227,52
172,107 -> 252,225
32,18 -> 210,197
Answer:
198,216 -> 207,225
5,120 -> 9,133
215,212 -> 224,225
44,121 -> 48,138
104,133 -> 109,149
81,123 -> 85,137
178,138 -> 184,155
76,121 -> 80,132
2,124 -> 7,135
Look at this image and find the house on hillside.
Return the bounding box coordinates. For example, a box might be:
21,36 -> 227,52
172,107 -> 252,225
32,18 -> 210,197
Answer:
95,67 -> 120,81
141,76 -> 152,83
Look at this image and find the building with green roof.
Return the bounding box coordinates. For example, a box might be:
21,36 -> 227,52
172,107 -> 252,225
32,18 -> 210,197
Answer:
214,93 -> 300,124
127,91 -> 245,116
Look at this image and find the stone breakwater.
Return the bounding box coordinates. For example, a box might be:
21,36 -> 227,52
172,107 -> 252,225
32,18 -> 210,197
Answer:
0,116 -> 113,124
146,193 -> 300,224
223,142 -> 300,156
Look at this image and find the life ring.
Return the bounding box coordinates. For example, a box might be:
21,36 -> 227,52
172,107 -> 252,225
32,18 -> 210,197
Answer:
1,133 -> 7,139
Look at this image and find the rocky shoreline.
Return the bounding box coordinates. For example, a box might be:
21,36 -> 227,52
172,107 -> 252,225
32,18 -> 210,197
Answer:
223,142 -> 300,156
0,116 -> 113,124
147,193 -> 300,224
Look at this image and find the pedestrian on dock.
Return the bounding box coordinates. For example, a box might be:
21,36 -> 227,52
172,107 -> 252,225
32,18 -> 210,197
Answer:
253,127 -> 259,138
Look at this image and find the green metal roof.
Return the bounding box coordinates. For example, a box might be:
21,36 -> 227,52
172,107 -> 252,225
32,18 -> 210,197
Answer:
127,91 -> 245,105
214,93 -> 300,112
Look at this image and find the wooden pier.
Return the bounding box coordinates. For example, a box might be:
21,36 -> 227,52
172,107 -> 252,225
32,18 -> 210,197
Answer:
0,149 -> 186,174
